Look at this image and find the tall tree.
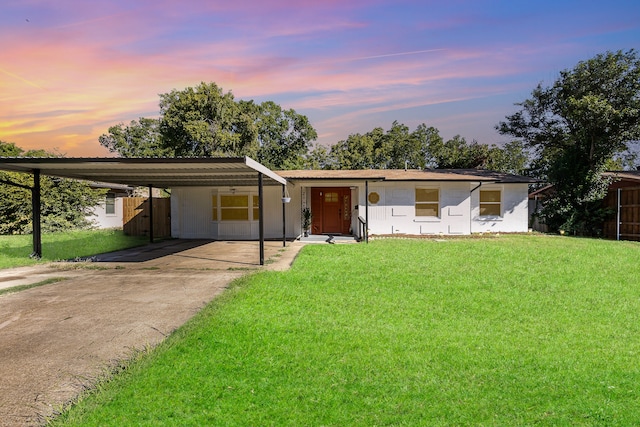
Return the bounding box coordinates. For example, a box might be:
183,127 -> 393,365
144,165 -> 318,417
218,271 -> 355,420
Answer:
0,141 -> 105,234
252,100 -> 318,169
304,143 -> 334,170
99,82 -> 317,167
99,117 -> 169,157
427,135 -> 490,169
413,124 -> 444,168
328,123 -> 444,170
330,129 -> 381,170
482,140 -> 530,175
498,50 -> 640,235
378,121 -> 427,169
320,122 -> 528,172
158,82 -> 258,157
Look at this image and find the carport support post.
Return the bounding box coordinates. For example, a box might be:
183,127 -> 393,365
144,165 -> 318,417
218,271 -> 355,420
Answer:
31,169 -> 42,258
282,184 -> 286,247
365,180 -> 369,243
148,185 -> 154,243
259,173 -> 264,265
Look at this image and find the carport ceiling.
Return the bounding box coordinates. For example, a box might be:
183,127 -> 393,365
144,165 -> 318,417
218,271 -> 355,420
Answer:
0,157 -> 286,188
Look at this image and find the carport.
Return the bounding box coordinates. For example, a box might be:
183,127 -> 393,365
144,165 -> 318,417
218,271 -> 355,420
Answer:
0,157 -> 288,265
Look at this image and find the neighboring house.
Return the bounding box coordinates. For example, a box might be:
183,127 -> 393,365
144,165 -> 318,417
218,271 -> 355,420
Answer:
528,171 -> 640,241
170,168 -> 536,240
528,184 -> 552,233
602,171 -> 640,241
88,183 -> 133,229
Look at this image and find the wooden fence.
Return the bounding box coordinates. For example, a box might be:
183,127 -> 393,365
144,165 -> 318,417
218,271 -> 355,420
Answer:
603,186 -> 640,241
123,197 -> 171,237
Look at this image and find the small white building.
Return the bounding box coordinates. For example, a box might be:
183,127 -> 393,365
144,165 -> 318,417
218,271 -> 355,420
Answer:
170,168 -> 535,240
88,183 -> 133,229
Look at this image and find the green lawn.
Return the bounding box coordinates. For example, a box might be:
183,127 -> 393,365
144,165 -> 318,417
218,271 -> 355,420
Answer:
52,235 -> 640,426
0,229 -> 148,269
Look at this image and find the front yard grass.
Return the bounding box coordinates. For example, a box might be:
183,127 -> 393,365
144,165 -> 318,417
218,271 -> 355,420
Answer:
52,235 -> 640,426
0,229 -> 148,269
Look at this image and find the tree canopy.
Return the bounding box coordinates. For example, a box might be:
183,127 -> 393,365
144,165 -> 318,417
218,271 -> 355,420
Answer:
100,82 -> 530,174
252,100 -> 318,169
100,82 -> 317,170
309,121 -> 528,174
99,117 -> 169,158
0,140 -> 105,234
498,49 -> 640,235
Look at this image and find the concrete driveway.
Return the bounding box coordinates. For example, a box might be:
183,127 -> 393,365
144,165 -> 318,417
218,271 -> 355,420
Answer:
0,240 -> 303,426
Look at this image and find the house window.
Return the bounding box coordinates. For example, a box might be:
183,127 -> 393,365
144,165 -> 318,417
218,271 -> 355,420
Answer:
105,193 -> 116,215
252,195 -> 260,220
212,195 -> 218,221
415,188 -> 439,217
479,190 -> 501,217
220,195 -> 249,221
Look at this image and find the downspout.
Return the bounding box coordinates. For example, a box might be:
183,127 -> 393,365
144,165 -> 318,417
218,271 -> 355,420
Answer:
469,182 -> 482,235
365,180 -> 369,243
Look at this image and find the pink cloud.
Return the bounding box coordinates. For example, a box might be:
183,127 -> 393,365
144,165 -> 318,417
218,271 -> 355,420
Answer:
2,0 -> 635,156
0,38 -> 532,156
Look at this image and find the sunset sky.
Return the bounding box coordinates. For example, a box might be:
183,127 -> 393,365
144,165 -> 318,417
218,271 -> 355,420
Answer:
1,0 -> 639,157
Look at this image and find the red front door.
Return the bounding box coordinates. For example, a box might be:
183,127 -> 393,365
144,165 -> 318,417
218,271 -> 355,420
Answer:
310,188 -> 351,234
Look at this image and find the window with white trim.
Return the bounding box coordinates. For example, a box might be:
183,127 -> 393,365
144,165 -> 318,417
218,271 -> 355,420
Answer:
220,195 -> 249,221
105,193 -> 116,215
479,190 -> 501,217
213,194 -> 261,221
252,195 -> 260,220
415,188 -> 439,217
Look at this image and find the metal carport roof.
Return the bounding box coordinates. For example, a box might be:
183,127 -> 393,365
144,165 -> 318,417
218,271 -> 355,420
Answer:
0,156 -> 286,187
0,157 -> 288,264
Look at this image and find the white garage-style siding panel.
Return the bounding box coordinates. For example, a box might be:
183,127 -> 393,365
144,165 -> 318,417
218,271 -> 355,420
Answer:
171,187 -> 215,239
171,186 -> 299,240
361,182 -> 472,236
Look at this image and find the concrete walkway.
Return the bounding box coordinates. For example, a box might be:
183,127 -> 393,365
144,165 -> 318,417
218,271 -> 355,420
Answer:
0,240 -> 305,426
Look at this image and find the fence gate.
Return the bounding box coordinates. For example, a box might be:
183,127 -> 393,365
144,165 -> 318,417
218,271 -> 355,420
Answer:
123,197 -> 171,237
603,186 -> 640,241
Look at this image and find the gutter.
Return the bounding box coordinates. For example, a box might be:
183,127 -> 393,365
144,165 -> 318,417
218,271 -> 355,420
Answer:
470,182 -> 483,194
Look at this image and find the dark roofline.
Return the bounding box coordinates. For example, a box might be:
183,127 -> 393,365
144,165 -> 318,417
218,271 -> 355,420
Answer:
0,156 -> 247,163
0,156 -> 249,173
0,156 -> 287,187
278,169 -> 538,184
